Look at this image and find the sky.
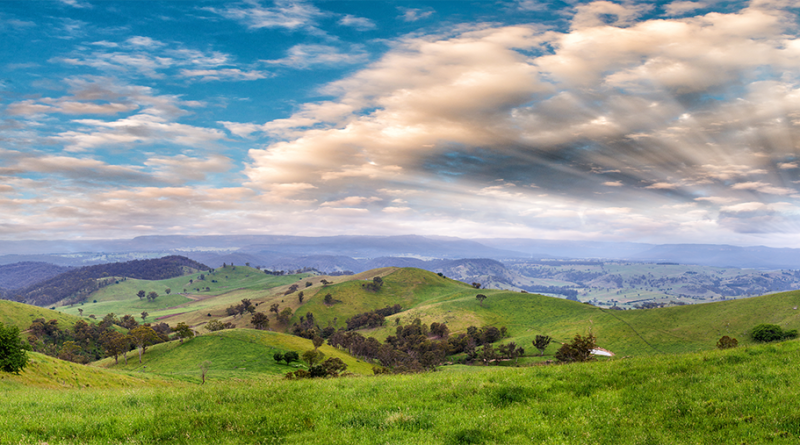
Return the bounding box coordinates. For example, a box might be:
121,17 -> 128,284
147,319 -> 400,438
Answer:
2,0 -> 800,247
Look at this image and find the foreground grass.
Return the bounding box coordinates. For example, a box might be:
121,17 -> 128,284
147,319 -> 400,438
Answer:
3,340 -> 800,444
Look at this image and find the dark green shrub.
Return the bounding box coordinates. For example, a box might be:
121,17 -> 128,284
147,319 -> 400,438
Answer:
751,324 -> 794,342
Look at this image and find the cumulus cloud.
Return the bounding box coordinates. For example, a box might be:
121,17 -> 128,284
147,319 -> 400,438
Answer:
222,1 -> 800,242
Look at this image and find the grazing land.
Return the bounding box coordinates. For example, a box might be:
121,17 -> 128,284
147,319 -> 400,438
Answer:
3,340 -> 800,444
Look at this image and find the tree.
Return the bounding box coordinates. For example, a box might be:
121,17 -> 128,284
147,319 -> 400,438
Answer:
129,325 -> 160,364
717,335 -> 738,349
277,307 -> 293,324
298,292 -> 304,304
283,351 -> 299,365
137,290 -> 146,300
140,311 -> 148,323
0,322 -> 30,374
476,294 -> 487,307
312,335 -> 324,350
78,308 -> 83,317
302,349 -> 325,367
472,282 -> 481,289
100,330 -> 127,365
498,342 -> 525,364
251,312 -> 270,330
146,291 -> 158,302
204,320 -> 232,332
199,360 -> 211,384
165,288 -> 171,295
172,322 -> 195,343
324,294 -> 333,305
533,335 -> 552,356
555,332 -> 596,363
273,352 -> 284,363
269,303 -> 280,315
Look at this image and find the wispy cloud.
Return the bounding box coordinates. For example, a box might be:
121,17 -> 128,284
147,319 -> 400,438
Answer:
339,15 -> 376,31
204,0 -> 324,32
398,7 -> 434,22
264,44 -> 368,69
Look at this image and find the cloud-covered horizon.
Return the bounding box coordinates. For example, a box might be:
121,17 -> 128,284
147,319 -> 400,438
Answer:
2,0 -> 800,247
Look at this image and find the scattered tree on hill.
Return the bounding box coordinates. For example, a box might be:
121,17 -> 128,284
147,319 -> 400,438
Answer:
0,322 -> 30,374
302,349 -> 325,367
172,322 -> 195,343
251,312 -> 270,330
137,290 -> 146,300
533,335 -> 552,356
100,330 -> 127,365
277,307 -> 293,324
751,324 -> 798,342
324,293 -> 333,305
498,342 -> 525,364
717,335 -> 738,349
78,308 -> 83,317
165,288 -> 171,295
283,351 -> 299,365
312,335 -> 324,350
305,281 -> 313,287
269,303 -> 280,316
284,284 -> 299,295
476,294 -> 487,307
129,325 -> 160,364
298,292 -> 304,303
199,360 -> 211,384
320,279 -> 330,286
119,314 -> 139,330
480,343 -> 497,365
58,340 -> 81,362
204,320 -> 233,332
140,311 -> 148,323
362,276 -> 384,292
472,282 -> 482,289
555,332 -> 596,363
146,291 -> 158,302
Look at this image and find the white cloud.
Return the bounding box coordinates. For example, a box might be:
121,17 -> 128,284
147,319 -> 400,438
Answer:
204,0 -> 324,31
180,68 -> 269,81
264,44 -> 368,69
731,181 -> 796,195
398,7 -> 434,22
339,15 -> 376,31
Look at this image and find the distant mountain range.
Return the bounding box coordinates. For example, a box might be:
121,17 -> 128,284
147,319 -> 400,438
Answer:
0,234 -> 799,270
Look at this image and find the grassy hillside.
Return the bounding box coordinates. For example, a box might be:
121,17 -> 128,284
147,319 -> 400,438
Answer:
93,329 -> 374,380
57,265 -> 311,324
296,267 -> 475,329
0,351 -> 169,390
0,299 -> 83,331
285,267 -> 800,358
3,339 -> 800,444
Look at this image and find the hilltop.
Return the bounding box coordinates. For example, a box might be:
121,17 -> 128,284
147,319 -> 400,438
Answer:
0,299 -> 84,331
93,329 -> 374,381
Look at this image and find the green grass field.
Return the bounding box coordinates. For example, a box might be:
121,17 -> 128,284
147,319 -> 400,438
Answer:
3,339 -> 800,444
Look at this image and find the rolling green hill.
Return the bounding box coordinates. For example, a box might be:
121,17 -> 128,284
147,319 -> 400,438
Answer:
56,265 -> 312,324
0,299 -> 84,331
92,329 -> 375,380
0,351 -> 170,390
290,267 -> 800,358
